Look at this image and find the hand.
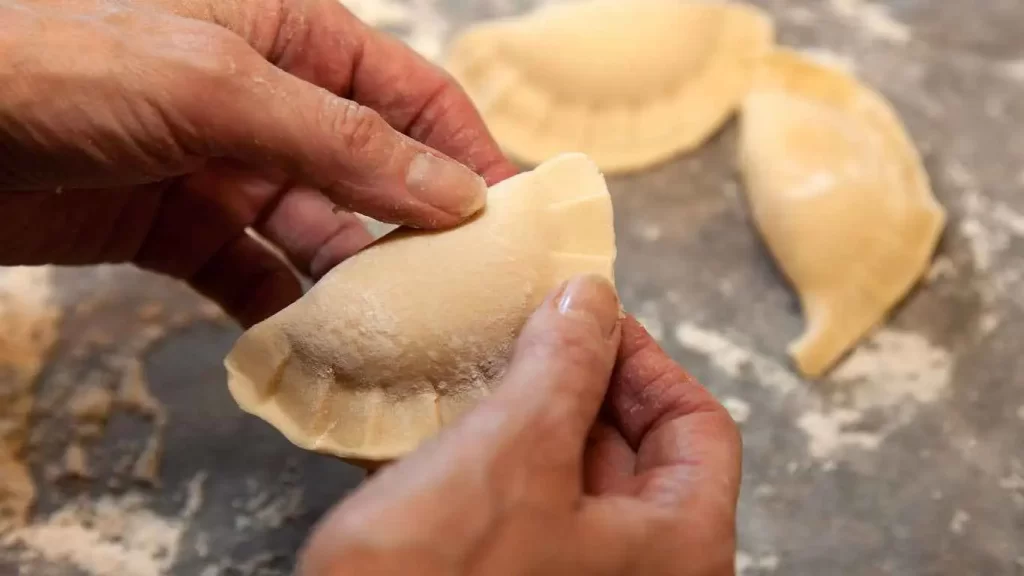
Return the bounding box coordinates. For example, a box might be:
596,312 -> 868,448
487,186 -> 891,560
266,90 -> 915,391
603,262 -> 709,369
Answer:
299,276 -> 743,576
0,0 -> 517,326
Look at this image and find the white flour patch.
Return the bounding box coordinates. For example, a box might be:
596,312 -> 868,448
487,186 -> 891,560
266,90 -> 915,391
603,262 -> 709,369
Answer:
677,323 -> 954,460
340,0 -> 412,28
736,551 -> 780,574
403,0 -> 449,62
1017,405 -> 1024,421
632,222 -> 663,243
829,0 -> 911,44
634,301 -> 665,342
6,474 -> 206,576
797,409 -> 882,458
341,0 -> 447,62
998,59 -> 1024,83
925,255 -> 957,284
674,323 -> 800,395
723,397 -> 752,424
833,329 -> 953,410
801,48 -> 858,74
949,509 -> 970,535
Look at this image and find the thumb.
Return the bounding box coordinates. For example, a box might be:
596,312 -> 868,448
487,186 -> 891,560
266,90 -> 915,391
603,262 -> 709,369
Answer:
174,31 -> 488,229
463,275 -> 622,480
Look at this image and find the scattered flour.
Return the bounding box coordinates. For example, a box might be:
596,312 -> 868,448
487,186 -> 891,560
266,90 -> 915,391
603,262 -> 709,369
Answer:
0,267 -> 61,529
633,301 -> 664,342
828,0 -> 911,44
722,397 -> 752,424
832,329 -> 953,410
676,322 -> 954,460
796,409 -> 882,458
800,48 -> 858,74
6,473 -> 206,576
1017,405 -> 1024,421
633,222 -> 663,243
948,509 -> 970,535
340,0 -> 413,28
339,0 -> 447,62
736,551 -> 780,574
674,323 -> 800,395
998,59 -> 1024,84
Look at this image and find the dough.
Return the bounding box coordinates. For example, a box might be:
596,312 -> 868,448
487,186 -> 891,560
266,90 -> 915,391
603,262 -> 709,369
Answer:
445,0 -> 774,174
223,153 -> 617,462
738,49 -> 946,378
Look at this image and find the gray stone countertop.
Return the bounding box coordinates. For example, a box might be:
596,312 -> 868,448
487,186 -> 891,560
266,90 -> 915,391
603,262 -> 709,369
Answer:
0,1 -> 1021,574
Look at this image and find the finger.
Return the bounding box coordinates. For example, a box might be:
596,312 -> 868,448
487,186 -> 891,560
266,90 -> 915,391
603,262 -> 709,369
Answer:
254,186 -> 375,279
161,23 -> 487,229
452,275 -> 621,500
171,0 -> 519,186
187,232 -> 303,327
583,421 -> 635,495
608,318 -> 742,508
342,17 -> 520,185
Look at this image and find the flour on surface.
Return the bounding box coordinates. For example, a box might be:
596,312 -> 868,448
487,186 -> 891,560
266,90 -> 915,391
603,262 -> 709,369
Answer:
5,472 -> 206,576
633,301 -> 664,342
723,397 -> 752,424
797,409 -> 882,458
832,329 -> 953,409
0,267 -> 61,531
674,323 -> 800,395
736,551 -> 780,575
800,48 -> 857,74
828,0 -> 911,44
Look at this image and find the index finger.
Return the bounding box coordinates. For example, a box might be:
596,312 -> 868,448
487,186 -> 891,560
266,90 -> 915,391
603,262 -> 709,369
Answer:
608,317 -> 742,508
175,0 -> 519,185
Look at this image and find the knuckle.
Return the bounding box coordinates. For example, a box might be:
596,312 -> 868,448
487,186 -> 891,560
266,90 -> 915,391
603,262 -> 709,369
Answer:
327,101 -> 388,154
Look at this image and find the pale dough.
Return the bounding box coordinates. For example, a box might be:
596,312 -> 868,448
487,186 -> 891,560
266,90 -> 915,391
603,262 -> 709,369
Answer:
738,49 -> 946,378
223,153 -> 617,462
445,0 -> 774,174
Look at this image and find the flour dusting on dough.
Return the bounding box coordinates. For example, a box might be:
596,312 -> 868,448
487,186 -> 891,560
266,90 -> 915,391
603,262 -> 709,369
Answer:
828,0 -> 911,44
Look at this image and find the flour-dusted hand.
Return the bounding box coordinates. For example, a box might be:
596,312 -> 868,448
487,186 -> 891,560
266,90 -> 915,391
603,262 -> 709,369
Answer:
0,0 -> 517,326
299,275 -> 743,576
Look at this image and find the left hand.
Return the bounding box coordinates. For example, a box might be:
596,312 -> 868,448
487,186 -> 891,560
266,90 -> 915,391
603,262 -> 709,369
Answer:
0,0 -> 517,326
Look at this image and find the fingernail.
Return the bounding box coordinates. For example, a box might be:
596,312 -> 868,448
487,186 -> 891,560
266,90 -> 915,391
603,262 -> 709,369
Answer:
557,275 -> 620,338
406,153 -> 488,217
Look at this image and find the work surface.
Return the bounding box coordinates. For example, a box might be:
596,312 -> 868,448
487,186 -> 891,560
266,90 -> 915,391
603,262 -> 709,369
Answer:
1,0 -> 1022,574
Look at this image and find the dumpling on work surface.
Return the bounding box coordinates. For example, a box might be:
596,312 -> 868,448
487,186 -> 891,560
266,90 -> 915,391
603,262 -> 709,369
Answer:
445,0 -> 774,174
738,49 -> 946,379
223,154 -> 617,462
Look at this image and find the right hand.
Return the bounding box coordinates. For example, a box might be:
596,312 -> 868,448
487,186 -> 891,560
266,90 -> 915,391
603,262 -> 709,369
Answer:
301,275 -> 743,576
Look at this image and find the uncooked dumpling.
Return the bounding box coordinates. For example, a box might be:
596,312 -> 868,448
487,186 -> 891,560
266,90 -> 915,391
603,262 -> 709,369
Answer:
224,153 -> 616,462
738,50 -> 946,378
445,0 -> 774,174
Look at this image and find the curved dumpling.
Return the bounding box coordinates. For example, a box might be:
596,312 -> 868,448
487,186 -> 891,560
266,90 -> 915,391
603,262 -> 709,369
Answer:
445,0 -> 774,174
223,154 -> 617,462
738,49 -> 946,378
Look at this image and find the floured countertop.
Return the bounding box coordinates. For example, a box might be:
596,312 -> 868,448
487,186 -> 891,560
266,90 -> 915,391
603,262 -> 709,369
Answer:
1,0 -> 1022,574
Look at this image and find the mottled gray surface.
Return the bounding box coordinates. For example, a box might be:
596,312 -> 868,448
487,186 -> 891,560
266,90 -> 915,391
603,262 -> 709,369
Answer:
4,0 -> 1023,575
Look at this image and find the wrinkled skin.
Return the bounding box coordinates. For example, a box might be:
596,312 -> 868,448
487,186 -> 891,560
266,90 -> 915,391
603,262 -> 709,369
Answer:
0,0 -> 742,574
1,0 -> 515,325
